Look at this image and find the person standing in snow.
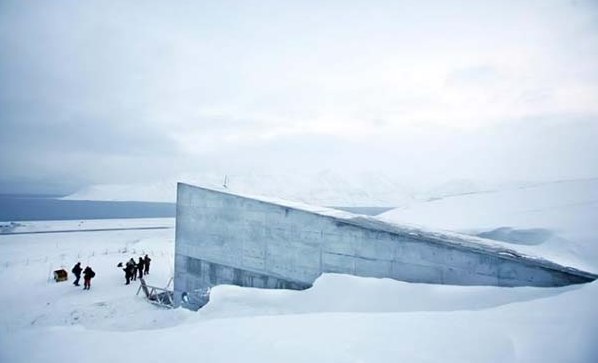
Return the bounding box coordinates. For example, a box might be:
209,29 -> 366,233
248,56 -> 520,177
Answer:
123,263 -> 130,285
82,266 -> 95,290
144,254 -> 151,275
137,256 -> 145,279
130,258 -> 137,281
124,259 -> 135,285
71,262 -> 82,286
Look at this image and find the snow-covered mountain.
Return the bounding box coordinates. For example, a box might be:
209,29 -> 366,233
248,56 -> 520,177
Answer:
64,171 -> 418,207
65,173 -> 598,217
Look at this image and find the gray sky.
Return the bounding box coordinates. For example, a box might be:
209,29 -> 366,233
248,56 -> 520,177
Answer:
1,0 -> 597,194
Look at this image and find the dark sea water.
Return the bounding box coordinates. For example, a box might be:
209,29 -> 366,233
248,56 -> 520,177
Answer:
0,194 -> 392,221
0,194 -> 176,221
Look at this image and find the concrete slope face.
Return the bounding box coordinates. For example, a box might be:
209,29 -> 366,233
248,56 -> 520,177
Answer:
174,183 -> 596,302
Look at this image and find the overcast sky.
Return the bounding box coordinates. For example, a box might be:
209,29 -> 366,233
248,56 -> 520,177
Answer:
1,0 -> 597,194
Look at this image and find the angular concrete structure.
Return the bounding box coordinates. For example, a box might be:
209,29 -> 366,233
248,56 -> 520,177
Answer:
174,183 -> 596,304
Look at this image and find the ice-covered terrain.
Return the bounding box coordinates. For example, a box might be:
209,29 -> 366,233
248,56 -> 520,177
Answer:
379,178 -> 598,274
1,213 -> 597,362
2,179 -> 597,362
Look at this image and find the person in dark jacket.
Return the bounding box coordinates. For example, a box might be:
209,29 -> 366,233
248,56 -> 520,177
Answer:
82,266 -> 95,290
124,259 -> 135,285
71,262 -> 82,286
130,258 -> 137,281
144,255 -> 151,275
123,263 -> 129,285
137,257 -> 145,279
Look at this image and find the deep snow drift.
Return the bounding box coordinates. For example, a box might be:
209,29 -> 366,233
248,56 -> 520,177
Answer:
1,216 -> 597,362
380,178 -> 598,274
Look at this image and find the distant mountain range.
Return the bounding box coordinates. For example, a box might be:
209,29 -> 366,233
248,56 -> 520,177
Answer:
64,172 -> 596,210
64,171 -> 421,207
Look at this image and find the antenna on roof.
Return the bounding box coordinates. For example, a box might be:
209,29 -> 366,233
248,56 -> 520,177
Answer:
223,175 -> 228,189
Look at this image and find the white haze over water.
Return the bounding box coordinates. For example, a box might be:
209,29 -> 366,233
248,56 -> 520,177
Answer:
1,0 -> 597,194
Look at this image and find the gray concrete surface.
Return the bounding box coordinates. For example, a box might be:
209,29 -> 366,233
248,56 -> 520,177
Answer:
174,183 -> 596,305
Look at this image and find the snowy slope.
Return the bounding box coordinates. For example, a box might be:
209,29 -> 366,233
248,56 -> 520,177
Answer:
379,178 -> 598,273
4,179 -> 598,363
1,218 -> 597,363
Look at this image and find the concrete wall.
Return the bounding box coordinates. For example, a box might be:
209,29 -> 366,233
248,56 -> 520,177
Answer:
174,183 -> 595,304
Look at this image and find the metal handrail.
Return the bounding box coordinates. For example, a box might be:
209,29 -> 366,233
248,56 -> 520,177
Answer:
136,278 -> 175,308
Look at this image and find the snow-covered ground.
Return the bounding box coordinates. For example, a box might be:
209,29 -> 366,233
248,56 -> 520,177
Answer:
0,218 -> 174,234
0,219 -> 178,332
2,178 -> 598,363
0,215 -> 597,362
379,178 -> 598,274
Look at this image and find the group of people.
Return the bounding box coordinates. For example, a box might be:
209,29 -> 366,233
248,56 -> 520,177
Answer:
71,262 -> 95,290
70,254 -> 152,290
122,255 -> 151,285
